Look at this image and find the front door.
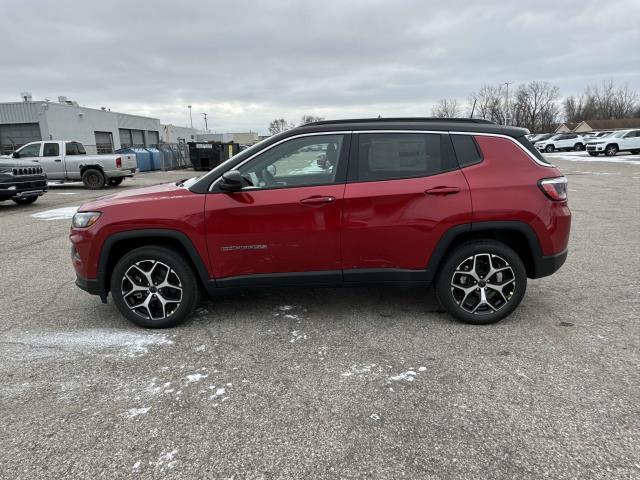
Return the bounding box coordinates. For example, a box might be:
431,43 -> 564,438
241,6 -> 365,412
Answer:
205,133 -> 350,285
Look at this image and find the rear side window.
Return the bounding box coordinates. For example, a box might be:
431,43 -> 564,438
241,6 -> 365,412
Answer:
355,133 -> 456,181
43,143 -> 59,157
516,135 -> 551,165
65,142 -> 86,155
451,135 -> 482,167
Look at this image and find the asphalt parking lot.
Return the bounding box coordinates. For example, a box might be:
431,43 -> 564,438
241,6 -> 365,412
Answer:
1,156 -> 639,479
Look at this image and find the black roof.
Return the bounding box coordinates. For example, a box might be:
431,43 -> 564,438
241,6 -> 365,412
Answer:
292,117 -> 528,137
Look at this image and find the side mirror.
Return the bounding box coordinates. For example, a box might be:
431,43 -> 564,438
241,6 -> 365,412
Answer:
12,152 -> 19,158
219,170 -> 244,192
266,164 -> 277,176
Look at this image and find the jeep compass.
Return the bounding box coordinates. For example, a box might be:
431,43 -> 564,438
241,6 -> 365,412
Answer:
70,118 -> 571,328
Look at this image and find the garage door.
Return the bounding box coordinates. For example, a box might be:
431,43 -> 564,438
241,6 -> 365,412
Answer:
0,123 -> 42,154
147,130 -> 159,147
95,131 -> 114,154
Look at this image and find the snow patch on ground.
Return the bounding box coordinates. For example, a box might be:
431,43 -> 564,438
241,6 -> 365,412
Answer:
186,373 -> 208,383
389,370 -> 418,382
289,330 -> 307,343
123,407 -> 150,419
5,328 -> 173,357
153,449 -> 178,472
546,152 -> 640,165
30,206 -> 79,220
340,363 -> 383,378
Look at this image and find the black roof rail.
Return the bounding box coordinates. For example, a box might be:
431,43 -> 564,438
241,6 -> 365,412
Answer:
305,117 -> 496,126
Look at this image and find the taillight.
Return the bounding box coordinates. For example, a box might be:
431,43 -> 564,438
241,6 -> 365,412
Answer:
538,176 -> 567,201
115,157 -> 122,168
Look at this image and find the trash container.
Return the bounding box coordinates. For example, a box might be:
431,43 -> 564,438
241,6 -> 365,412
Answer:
146,148 -> 161,171
115,147 -> 152,172
188,141 -> 240,171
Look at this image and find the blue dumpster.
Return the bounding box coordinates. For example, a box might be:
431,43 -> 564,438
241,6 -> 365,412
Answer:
146,148 -> 161,171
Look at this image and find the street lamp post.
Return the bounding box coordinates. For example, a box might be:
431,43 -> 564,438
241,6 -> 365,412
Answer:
503,82 -> 512,126
188,105 -> 193,128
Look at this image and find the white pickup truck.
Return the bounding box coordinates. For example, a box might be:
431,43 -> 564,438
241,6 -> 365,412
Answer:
3,140 -> 137,189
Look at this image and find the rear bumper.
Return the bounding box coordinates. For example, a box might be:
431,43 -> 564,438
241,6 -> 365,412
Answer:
531,249 -> 568,279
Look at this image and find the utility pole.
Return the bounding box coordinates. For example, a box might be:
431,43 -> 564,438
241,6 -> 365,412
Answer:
503,82 -> 512,126
188,105 -> 193,128
202,113 -> 208,131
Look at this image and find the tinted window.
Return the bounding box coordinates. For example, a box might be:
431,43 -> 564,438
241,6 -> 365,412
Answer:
356,133 -> 454,181
237,134 -> 345,189
43,143 -> 59,157
451,135 -> 482,167
65,142 -> 86,155
516,136 -> 551,165
16,143 -> 41,158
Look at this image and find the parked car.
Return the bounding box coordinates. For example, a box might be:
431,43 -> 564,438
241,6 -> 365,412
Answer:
70,118 -> 571,328
535,133 -> 585,152
529,133 -> 554,144
0,158 -> 48,205
586,129 -> 640,156
581,131 -> 612,144
3,141 -> 137,189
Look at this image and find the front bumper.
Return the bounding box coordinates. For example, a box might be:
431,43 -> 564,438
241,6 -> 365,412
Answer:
75,275 -> 108,303
586,145 -> 605,152
0,175 -> 48,200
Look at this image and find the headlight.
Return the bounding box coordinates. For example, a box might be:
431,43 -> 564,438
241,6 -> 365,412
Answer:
72,211 -> 101,228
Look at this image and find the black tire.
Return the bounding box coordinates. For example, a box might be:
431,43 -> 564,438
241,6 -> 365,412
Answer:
604,144 -> 618,157
631,150 -> 640,155
545,144 -> 554,153
108,177 -> 124,187
574,143 -> 584,151
435,240 -> 527,325
110,246 -> 201,328
82,168 -> 106,189
11,196 -> 38,205
588,152 -> 599,157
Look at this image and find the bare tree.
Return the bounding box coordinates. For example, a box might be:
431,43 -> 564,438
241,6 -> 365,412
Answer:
467,85 -> 504,124
268,119 -> 292,136
511,81 -> 560,133
300,115 -> 325,125
564,80 -> 639,121
431,98 -> 461,118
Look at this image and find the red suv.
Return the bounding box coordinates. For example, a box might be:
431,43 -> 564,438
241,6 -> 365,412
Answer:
70,118 -> 571,328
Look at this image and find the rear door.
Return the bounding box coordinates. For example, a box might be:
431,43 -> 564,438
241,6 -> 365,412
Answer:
205,133 -> 350,284
341,131 -> 472,282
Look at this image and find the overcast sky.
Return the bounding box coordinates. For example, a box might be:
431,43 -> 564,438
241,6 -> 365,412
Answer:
3,0 -> 639,133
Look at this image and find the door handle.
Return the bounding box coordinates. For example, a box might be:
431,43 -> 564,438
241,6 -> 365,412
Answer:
425,186 -> 460,195
54,159 -> 62,162
299,195 -> 335,206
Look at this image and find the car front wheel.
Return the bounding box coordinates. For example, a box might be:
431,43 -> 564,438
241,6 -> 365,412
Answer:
110,246 -> 201,328
545,145 -> 554,153
605,144 -> 618,157
435,241 -> 527,325
11,196 -> 38,205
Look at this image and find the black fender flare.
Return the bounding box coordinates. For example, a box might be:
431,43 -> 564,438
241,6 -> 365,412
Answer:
96,229 -> 212,298
425,221 -> 545,280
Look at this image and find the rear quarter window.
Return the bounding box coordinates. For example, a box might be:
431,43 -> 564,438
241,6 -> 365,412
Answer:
451,135 -> 483,167
515,135 -> 551,165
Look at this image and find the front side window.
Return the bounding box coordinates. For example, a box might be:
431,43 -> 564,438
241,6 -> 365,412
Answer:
16,143 -> 41,158
43,143 -> 59,157
236,134 -> 345,189
356,133 -> 454,181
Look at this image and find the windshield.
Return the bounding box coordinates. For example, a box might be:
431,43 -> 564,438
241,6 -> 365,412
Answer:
610,131 -> 626,138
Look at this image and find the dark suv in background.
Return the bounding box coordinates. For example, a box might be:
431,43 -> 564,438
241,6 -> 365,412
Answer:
70,118 -> 571,328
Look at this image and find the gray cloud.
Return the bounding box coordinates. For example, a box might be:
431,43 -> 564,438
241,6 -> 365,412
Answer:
2,0 -> 639,132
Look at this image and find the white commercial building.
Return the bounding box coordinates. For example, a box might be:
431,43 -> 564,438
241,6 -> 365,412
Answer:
0,96 -> 161,155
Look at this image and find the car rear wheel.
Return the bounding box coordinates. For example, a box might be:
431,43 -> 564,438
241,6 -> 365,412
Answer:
11,196 -> 38,205
545,144 -> 554,153
110,246 -> 201,328
82,168 -> 106,189
435,241 -> 527,325
605,144 -> 618,157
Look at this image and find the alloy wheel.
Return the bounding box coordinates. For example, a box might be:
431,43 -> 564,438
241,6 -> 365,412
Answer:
121,260 -> 183,320
450,253 -> 515,315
